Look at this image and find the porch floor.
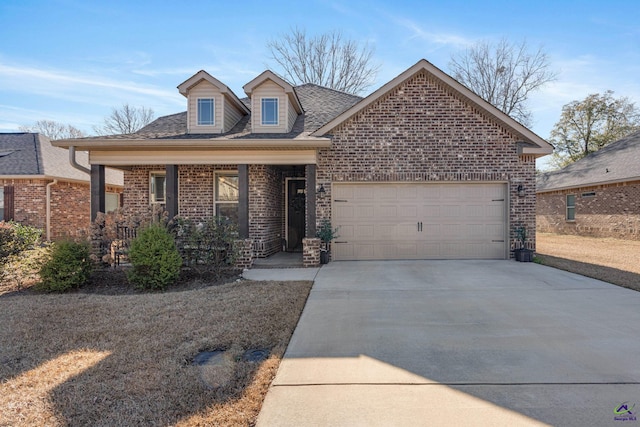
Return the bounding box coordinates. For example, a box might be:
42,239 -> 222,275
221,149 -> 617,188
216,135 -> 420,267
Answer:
252,251 -> 303,269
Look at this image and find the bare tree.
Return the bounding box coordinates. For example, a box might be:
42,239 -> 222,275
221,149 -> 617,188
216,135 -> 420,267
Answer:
19,120 -> 86,140
549,90 -> 640,168
449,38 -> 557,126
267,27 -> 379,95
94,104 -> 155,135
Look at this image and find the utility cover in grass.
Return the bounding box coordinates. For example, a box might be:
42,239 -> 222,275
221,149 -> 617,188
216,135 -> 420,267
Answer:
193,350 -> 235,389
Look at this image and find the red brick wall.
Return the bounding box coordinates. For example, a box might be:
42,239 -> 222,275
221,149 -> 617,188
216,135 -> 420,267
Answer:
537,181 -> 640,240
0,178 -> 122,240
249,165 -> 283,257
316,70 -> 537,252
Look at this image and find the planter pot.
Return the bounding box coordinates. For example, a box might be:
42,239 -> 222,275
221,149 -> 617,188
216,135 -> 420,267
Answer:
514,248 -> 534,262
320,250 -> 329,264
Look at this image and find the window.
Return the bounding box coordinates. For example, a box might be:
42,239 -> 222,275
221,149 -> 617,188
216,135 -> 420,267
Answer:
0,187 -> 3,221
214,172 -> 239,222
150,172 -> 166,204
261,98 -> 278,125
197,98 -> 215,126
566,194 -> 576,221
106,192 -> 119,213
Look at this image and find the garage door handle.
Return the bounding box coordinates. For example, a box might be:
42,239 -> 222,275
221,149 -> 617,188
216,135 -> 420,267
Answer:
492,199 -> 505,201
417,222 -> 423,232
334,199 -> 348,202
492,240 -> 504,242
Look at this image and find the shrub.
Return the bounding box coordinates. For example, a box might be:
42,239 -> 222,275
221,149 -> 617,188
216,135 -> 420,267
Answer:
38,241 -> 92,292
1,245 -> 53,293
0,222 -> 42,265
127,223 -> 182,290
170,216 -> 239,279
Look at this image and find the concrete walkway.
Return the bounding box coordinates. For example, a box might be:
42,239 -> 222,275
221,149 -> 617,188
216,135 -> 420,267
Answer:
256,260 -> 640,426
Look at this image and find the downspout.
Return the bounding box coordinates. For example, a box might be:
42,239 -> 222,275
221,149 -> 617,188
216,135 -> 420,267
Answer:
69,146 -> 91,174
45,179 -> 58,241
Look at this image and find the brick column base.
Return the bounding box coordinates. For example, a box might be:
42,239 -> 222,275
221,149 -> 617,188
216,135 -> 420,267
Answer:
234,239 -> 254,270
302,237 -> 321,268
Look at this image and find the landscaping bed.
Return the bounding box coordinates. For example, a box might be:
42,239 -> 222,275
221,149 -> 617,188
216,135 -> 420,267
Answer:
536,232 -> 640,292
0,278 -> 313,426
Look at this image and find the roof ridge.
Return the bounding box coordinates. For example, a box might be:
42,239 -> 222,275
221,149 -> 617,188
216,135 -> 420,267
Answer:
294,82 -> 363,100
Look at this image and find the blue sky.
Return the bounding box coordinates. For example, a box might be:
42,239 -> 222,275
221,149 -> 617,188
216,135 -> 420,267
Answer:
1,0 -> 639,169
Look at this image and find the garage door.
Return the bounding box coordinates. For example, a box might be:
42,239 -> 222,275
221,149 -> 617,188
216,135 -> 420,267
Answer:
332,183 -> 507,260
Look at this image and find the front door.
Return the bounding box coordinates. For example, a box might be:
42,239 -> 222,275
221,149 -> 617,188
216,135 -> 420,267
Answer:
286,178 -> 306,252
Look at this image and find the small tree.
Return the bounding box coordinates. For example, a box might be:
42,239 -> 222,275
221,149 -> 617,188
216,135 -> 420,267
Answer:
94,103 -> 155,135
127,223 -> 182,290
19,120 -> 86,140
449,38 -> 557,126
549,91 -> 640,168
267,27 -> 379,95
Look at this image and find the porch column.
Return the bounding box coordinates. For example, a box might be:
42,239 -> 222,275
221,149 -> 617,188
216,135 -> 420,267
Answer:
238,164 -> 249,238
165,165 -> 179,219
90,164 -> 105,221
305,164 -> 317,237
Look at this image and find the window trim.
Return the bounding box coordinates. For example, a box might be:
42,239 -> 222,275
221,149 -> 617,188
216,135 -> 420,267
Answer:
566,194 -> 576,221
197,98 -> 215,126
261,97 -> 279,126
0,186 -> 4,221
214,170 -> 239,220
150,171 -> 167,204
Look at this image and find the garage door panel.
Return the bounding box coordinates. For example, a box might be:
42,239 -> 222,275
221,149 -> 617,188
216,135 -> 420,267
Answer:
332,183 -> 507,261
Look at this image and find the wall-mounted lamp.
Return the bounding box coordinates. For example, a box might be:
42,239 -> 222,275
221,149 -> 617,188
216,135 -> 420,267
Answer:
517,184 -> 525,197
317,185 -> 326,199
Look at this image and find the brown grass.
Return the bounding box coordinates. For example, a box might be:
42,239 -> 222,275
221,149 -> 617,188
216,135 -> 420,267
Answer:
0,279 -> 312,426
536,233 -> 640,291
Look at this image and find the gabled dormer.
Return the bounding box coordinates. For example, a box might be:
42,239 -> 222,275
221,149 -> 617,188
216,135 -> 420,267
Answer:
178,70 -> 249,134
243,71 -> 303,134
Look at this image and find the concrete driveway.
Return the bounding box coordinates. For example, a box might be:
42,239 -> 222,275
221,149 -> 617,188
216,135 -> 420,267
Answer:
256,260 -> 640,426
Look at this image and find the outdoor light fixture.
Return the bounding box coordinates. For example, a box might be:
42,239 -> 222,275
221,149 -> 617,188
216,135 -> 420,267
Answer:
517,184 -> 525,197
317,185 -> 326,199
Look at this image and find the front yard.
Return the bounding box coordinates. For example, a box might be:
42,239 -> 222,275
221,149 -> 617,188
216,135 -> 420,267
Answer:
0,279 -> 312,426
536,232 -> 640,291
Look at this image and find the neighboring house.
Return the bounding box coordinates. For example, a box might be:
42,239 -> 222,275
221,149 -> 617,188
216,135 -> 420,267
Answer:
0,133 -> 123,240
537,130 -> 640,240
53,59 -> 552,266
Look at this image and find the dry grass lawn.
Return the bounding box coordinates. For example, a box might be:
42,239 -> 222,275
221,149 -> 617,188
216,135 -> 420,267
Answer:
536,232 -> 640,291
0,279 -> 312,427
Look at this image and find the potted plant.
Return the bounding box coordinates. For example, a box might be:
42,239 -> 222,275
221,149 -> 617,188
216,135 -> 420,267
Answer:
514,225 -> 534,262
316,219 -> 339,264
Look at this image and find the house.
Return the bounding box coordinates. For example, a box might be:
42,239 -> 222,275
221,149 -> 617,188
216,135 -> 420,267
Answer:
537,130 -> 640,240
0,133 -> 123,240
52,59 -> 552,266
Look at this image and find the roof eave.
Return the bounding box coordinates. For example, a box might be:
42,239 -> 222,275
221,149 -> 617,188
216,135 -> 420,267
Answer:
537,176 -> 640,193
52,137 -> 331,150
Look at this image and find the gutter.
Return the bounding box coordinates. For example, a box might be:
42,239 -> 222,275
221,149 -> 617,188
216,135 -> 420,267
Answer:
69,146 -> 91,174
45,179 -> 58,241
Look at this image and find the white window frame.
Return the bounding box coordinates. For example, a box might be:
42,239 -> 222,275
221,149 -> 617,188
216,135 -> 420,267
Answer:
0,187 -> 4,221
197,98 -> 215,126
566,194 -> 576,221
150,171 -> 167,204
214,171 -> 239,220
261,97 -> 279,126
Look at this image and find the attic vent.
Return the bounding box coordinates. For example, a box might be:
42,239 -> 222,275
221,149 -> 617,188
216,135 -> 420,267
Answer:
581,192 -> 596,198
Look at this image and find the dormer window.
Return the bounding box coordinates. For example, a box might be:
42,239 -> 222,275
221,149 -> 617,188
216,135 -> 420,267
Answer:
261,98 -> 279,125
197,98 -> 215,126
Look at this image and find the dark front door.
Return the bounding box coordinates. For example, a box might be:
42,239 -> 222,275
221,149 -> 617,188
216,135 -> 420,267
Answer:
287,179 -> 306,252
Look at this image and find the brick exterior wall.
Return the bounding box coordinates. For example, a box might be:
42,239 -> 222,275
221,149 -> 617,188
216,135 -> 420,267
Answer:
124,164 -> 287,258
316,71 -> 538,254
303,237 -> 321,267
537,181 -> 640,240
249,165 -> 283,258
0,178 -> 121,240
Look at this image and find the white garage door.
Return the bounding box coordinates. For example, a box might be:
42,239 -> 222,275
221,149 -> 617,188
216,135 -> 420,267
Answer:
332,183 -> 507,260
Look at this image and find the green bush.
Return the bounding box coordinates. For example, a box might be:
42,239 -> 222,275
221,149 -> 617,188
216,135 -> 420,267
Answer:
127,223 -> 182,290
38,241 -> 92,292
0,222 -> 42,265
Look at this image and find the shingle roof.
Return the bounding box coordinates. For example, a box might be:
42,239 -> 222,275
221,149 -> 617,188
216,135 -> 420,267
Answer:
0,132 -> 123,185
68,83 -> 362,141
537,130 -> 640,192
